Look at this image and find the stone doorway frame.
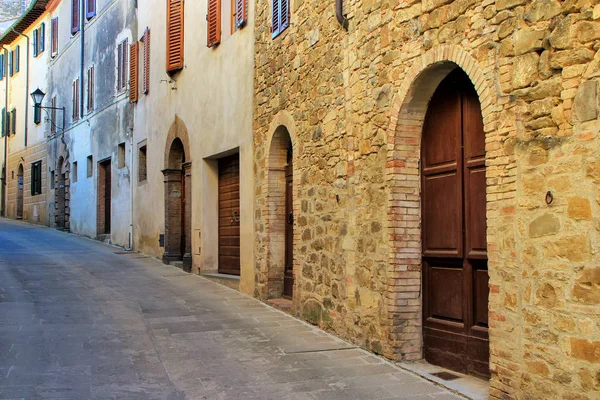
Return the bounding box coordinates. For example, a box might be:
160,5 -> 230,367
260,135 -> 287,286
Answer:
383,45 -> 503,366
162,117 -> 192,271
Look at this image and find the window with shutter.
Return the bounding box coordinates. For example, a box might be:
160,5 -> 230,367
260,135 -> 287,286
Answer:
207,0 -> 221,48
1,108 -> 5,137
129,42 -> 139,103
40,23 -> 45,52
8,51 -> 13,77
72,0 -> 80,35
31,161 -> 42,196
143,29 -> 150,94
72,79 -> 80,121
117,40 -> 128,92
234,0 -> 247,29
10,109 -> 16,135
0,54 -> 4,79
166,0 -> 184,72
51,18 -> 58,57
86,0 -> 96,19
87,65 -> 94,112
15,46 -> 19,73
272,0 -> 290,38
33,30 -> 39,57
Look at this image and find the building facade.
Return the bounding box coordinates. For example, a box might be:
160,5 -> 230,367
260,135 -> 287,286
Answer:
253,0 -> 600,399
132,0 -> 256,292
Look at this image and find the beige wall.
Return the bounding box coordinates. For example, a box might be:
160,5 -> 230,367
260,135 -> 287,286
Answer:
134,0 -> 255,293
254,0 -> 600,399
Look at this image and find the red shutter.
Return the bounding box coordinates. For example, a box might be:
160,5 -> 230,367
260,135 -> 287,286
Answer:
207,0 -> 221,47
166,0 -> 184,72
143,29 -> 150,94
235,0 -> 247,29
130,42 -> 139,103
71,0 -> 80,34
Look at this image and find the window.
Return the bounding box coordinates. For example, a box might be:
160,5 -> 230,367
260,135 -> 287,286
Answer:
31,161 -> 42,196
129,42 -> 139,103
87,155 -> 93,177
50,96 -> 57,133
233,0 -> 247,30
51,18 -> 58,56
138,144 -> 147,182
142,29 -> 150,94
33,24 -> 45,57
118,143 -> 126,168
50,170 -> 55,189
40,23 -> 45,53
0,53 -> 4,79
272,0 -> 290,39
166,0 -> 184,73
117,39 -> 128,92
1,108 -> 5,137
86,0 -> 96,19
72,79 -> 80,121
87,65 -> 94,112
8,50 -> 13,76
207,0 -> 221,48
72,0 -> 80,35
15,46 -> 19,73
72,161 -> 78,182
33,29 -> 39,57
10,108 -> 16,135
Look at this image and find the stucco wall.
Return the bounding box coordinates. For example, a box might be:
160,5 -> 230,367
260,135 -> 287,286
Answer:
133,0 -> 256,293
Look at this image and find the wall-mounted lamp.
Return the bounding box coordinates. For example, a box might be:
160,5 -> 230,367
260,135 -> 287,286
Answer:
30,88 -> 66,135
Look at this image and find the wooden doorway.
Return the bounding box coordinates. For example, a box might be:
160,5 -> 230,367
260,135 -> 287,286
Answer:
16,164 -> 23,219
55,157 -> 67,230
283,149 -> 294,299
218,154 -> 240,276
421,69 -> 489,379
97,159 -> 112,235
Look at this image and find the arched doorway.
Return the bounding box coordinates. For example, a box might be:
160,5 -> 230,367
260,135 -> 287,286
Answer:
421,69 -> 489,378
55,157 -> 67,230
163,136 -> 192,272
16,164 -> 23,219
266,127 -> 294,299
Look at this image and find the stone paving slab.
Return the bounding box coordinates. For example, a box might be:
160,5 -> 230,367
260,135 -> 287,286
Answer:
0,218 -> 468,400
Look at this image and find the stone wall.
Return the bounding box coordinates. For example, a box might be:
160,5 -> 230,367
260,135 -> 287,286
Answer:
254,0 -> 600,398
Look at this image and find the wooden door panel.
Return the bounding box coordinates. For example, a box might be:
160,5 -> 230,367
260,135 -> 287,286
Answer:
422,83 -> 461,168
218,154 -> 240,276
423,327 -> 467,375
465,166 -> 487,257
462,85 -> 485,161
428,266 -> 464,322
474,268 -> 489,327
422,173 -> 462,257
284,164 -> 294,299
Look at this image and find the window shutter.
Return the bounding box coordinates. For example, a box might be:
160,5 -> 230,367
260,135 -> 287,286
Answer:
33,30 -> 39,57
1,108 -> 5,137
11,109 -> 16,135
271,0 -> 280,37
121,41 -> 128,90
130,42 -> 139,103
87,65 -> 94,111
207,0 -> 221,48
51,18 -> 58,56
143,29 -> 150,94
31,164 -> 35,195
8,51 -> 13,77
280,0 -> 290,32
15,46 -> 19,73
87,0 -> 96,19
235,0 -> 247,29
72,0 -> 80,34
0,54 -> 4,79
166,0 -> 184,72
40,23 -> 45,52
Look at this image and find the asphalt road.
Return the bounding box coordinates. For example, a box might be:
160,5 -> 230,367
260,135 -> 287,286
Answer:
0,218 -> 463,400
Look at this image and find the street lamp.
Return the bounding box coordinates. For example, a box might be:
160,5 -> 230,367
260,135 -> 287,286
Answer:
30,88 -> 65,135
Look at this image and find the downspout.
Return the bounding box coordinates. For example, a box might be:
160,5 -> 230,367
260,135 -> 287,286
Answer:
11,29 -> 29,147
1,47 -> 8,217
336,0 -> 349,31
80,0 -> 85,118
128,128 -> 134,251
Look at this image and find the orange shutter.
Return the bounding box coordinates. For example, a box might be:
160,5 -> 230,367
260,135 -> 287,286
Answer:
166,0 -> 184,72
207,0 -> 221,48
130,42 -> 139,103
143,29 -> 150,94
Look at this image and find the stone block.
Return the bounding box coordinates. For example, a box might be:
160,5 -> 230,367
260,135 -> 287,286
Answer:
529,213 -> 560,238
524,0 -> 562,23
567,196 -> 592,219
513,53 -> 540,89
572,81 -> 598,122
569,338 -> 600,363
572,266 -> 600,304
550,48 -> 596,70
513,28 -> 545,55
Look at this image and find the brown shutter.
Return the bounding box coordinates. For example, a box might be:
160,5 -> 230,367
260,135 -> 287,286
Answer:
143,29 -> 150,94
130,42 -> 139,103
207,0 -> 221,47
71,0 -> 80,34
166,0 -> 184,72
52,18 -> 58,56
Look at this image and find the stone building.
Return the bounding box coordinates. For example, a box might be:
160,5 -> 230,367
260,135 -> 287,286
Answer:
132,0 -> 256,291
253,0 -> 600,398
0,0 -> 51,225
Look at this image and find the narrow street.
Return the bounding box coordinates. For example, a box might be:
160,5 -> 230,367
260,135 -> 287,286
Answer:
0,219 -> 463,400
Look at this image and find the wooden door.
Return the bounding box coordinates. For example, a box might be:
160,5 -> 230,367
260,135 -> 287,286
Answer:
104,162 -> 111,233
218,154 -> 240,275
421,69 -> 489,379
283,163 -> 294,299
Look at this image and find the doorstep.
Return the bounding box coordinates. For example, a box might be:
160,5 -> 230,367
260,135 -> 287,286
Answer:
398,360 -> 489,400
202,272 -> 240,291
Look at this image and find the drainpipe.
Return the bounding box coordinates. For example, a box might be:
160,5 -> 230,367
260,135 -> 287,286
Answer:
336,0 -> 349,31
128,128 -> 134,251
1,47 -> 9,217
80,0 -> 85,118
11,29 -> 29,147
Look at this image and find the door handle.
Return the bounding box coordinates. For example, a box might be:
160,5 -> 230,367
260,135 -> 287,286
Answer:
231,210 -> 240,223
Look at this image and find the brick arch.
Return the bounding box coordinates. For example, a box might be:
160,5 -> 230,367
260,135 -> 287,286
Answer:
383,45 -> 500,362
164,116 -> 192,169
259,111 -> 299,301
